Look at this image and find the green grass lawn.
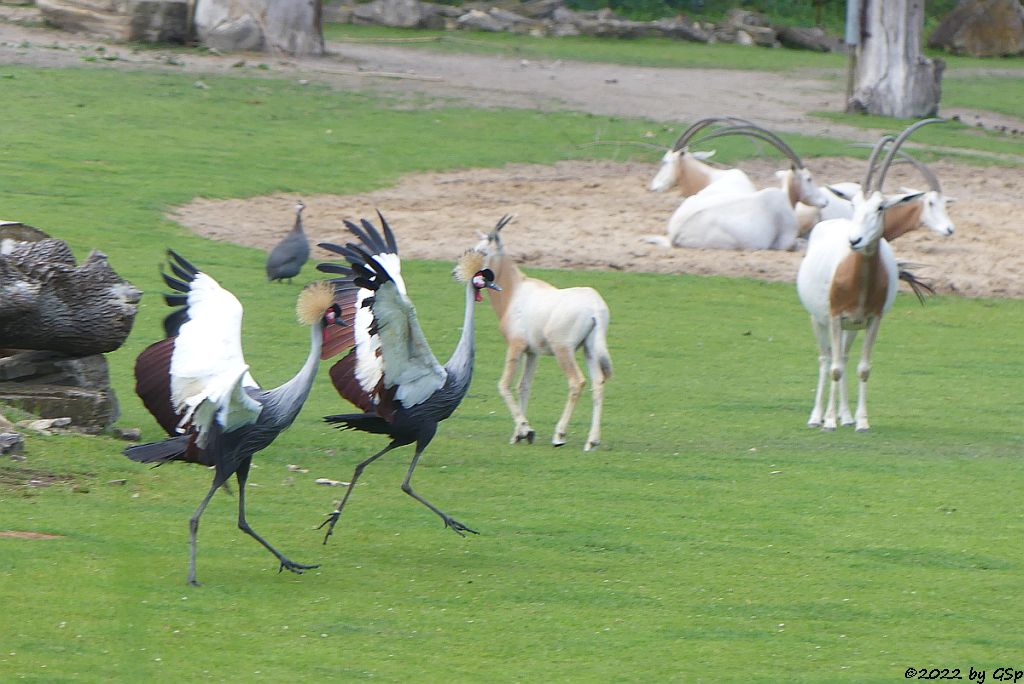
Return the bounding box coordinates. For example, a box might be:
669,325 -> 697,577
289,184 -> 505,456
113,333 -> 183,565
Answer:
1,65 -> 1023,681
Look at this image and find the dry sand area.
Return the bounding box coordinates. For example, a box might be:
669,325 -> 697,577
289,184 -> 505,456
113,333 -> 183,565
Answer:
174,156 -> 1024,299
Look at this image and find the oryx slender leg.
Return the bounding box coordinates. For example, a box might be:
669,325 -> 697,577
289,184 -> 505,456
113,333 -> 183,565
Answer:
823,315 -> 845,431
517,351 -> 540,436
808,317 -> 830,428
552,347 -> 585,447
854,316 -> 883,432
838,329 -> 858,427
497,341 -> 533,444
582,349 -> 606,452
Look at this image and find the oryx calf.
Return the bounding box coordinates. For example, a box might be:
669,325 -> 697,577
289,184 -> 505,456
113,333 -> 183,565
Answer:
474,216 -> 612,451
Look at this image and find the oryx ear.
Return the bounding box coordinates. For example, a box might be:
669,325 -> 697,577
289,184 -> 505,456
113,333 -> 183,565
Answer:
774,169 -> 786,180
882,191 -> 924,210
826,185 -> 853,201
692,150 -> 716,161
477,230 -> 488,239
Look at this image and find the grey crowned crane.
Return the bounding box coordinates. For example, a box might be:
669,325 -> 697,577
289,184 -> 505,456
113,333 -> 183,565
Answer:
266,201 -> 310,283
315,212 -> 500,543
127,250 -> 344,585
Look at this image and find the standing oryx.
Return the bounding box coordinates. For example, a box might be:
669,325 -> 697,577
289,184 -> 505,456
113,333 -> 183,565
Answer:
474,216 -> 612,452
796,119 -> 944,432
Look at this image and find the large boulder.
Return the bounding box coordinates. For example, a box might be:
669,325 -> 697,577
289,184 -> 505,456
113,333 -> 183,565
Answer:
352,0 -> 428,28
194,0 -> 324,55
928,0 -> 1024,56
36,0 -> 188,43
0,351 -> 120,434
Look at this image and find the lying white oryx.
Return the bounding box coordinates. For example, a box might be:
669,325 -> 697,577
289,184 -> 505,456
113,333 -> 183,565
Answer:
795,152 -> 955,239
796,119 -> 944,432
648,117 -> 759,197
474,216 -> 612,451
647,125 -> 830,250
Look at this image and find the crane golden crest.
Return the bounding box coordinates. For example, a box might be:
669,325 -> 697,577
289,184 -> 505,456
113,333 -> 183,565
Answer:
296,280 -> 336,325
452,249 -> 486,283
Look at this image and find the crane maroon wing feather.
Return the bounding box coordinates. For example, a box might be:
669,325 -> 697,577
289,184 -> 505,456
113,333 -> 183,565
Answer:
328,351 -> 397,423
133,337 -> 210,465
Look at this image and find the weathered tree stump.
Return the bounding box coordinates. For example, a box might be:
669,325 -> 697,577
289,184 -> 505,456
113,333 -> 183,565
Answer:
0,225 -> 141,356
847,0 -> 944,118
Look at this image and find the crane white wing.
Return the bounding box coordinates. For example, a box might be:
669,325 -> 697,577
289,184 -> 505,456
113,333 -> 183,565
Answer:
169,272 -> 262,445
371,279 -> 447,407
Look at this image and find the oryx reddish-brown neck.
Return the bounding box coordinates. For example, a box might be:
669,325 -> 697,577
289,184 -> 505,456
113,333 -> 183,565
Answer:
829,249 -> 888,321
782,170 -> 800,207
484,250 -> 524,322
882,200 -> 923,241
674,155 -> 715,196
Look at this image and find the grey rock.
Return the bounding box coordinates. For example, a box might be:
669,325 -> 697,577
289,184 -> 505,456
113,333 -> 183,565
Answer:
36,0 -> 188,43
457,9 -> 507,32
0,351 -> 120,434
928,0 -> 1024,57
203,14 -> 263,52
352,0 -> 437,29
0,431 -> 24,457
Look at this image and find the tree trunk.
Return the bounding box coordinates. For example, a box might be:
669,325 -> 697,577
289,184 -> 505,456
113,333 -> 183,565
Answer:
0,228 -> 141,357
194,0 -> 324,56
847,0 -> 944,118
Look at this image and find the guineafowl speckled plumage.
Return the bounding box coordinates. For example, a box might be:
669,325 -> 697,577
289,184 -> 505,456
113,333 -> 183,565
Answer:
266,201 -> 310,283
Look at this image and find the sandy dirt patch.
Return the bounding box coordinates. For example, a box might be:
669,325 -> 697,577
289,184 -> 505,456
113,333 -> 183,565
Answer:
173,156 -> 1023,299
0,530 -> 63,540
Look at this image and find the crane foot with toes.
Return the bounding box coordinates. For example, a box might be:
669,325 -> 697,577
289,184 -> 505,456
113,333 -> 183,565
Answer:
279,559 -> 319,575
318,509 -> 343,545
444,517 -> 479,537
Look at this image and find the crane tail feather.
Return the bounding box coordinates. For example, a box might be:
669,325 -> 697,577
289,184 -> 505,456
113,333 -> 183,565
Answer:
323,412 -> 392,435
124,434 -> 192,464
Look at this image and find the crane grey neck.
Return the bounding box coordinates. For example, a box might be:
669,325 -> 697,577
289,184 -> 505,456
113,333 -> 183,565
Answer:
262,323 -> 322,426
445,283 -> 478,382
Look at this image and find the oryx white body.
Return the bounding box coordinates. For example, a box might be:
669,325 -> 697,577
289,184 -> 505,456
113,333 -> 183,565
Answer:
649,167 -> 830,251
475,220 -> 612,451
797,190 -> 920,431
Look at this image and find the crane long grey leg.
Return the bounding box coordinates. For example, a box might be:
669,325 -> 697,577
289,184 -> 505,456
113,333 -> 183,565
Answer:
319,442 -> 399,544
188,474 -> 229,586
400,447 -> 478,537
235,462 -> 319,575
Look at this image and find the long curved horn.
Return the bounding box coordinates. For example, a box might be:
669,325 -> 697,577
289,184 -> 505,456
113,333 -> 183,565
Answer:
493,214 -> 513,233
849,142 -> 941,193
875,118 -> 945,191
862,134 -> 896,190
691,125 -> 805,169
671,116 -> 757,152
894,153 -> 941,193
